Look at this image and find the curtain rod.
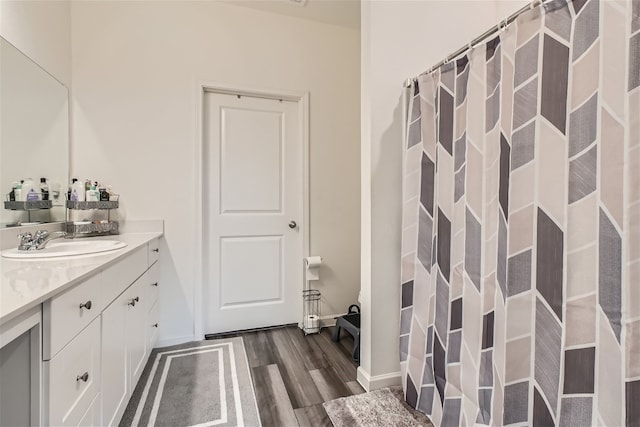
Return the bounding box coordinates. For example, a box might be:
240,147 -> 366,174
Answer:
404,0 -> 548,88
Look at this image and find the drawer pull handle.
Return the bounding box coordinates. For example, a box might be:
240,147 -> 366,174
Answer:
152,248 -> 159,253
76,372 -> 89,382
79,300 -> 92,310
128,296 -> 140,307
153,323 -> 159,328
152,282 -> 158,287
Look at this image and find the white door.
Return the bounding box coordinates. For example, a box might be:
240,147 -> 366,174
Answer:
203,92 -> 303,335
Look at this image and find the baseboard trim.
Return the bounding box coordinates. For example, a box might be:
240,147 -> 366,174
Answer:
320,314 -> 338,327
356,367 -> 402,392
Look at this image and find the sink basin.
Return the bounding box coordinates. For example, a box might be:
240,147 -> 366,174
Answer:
2,239 -> 127,259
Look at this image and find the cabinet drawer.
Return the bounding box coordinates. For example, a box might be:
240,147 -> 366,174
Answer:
148,238 -> 160,267
147,299 -> 159,352
43,273 -> 105,359
145,262 -> 159,306
45,319 -> 100,427
102,246 -> 147,304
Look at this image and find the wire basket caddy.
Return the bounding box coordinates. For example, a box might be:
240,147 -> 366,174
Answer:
302,289 -> 321,335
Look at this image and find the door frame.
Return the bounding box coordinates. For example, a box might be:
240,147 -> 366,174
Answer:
193,82 -> 310,339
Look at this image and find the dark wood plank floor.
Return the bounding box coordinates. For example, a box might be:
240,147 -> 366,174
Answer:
229,325 -> 364,426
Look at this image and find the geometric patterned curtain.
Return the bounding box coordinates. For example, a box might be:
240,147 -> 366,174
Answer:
399,0 -> 639,425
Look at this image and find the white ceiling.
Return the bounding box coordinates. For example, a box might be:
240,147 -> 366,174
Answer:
222,0 -> 360,30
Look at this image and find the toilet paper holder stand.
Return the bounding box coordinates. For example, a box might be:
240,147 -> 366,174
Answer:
302,289 -> 321,334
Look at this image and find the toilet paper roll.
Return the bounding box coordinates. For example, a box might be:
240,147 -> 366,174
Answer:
304,256 -> 322,281
304,315 -> 320,333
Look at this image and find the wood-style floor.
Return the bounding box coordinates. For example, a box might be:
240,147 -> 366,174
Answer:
226,325 -> 363,426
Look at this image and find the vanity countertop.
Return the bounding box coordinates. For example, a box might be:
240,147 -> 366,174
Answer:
0,232 -> 162,326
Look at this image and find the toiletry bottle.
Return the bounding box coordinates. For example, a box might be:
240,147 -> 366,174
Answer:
15,180 -> 23,201
93,182 -> 100,201
50,182 -> 61,204
86,183 -> 99,202
99,187 -> 109,201
23,178 -> 40,201
40,177 -> 49,201
9,182 -> 18,201
71,178 -> 85,202
70,179 -> 78,201
77,178 -> 86,201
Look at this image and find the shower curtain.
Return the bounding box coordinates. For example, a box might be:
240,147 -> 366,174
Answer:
399,0 -> 639,425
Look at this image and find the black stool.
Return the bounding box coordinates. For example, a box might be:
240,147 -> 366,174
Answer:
332,304 -> 360,363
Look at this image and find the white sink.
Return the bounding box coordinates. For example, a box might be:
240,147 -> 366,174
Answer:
2,239 -> 127,259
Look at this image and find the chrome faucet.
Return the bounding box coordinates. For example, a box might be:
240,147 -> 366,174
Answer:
18,230 -> 68,251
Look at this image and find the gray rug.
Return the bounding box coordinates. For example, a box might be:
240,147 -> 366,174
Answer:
323,386 -> 433,427
120,337 -> 261,426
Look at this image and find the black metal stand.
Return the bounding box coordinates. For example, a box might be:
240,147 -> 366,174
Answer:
332,304 -> 360,363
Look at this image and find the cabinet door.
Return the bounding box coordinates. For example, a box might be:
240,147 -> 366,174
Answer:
126,278 -> 147,389
101,293 -> 128,427
45,318 -> 100,427
77,393 -> 101,427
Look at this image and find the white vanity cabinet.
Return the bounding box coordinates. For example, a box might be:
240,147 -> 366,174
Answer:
40,237 -> 161,426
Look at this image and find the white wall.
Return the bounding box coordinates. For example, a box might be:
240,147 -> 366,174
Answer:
0,0 -> 71,87
359,0 -> 528,390
70,1 -> 361,344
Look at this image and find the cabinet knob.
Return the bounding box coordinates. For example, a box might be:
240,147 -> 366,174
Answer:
79,300 -> 92,310
153,323 -> 159,328
128,296 -> 139,307
76,372 -> 89,382
152,248 -> 159,253
152,282 -> 158,287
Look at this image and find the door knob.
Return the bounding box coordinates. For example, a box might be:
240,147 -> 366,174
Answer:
288,221 -> 297,229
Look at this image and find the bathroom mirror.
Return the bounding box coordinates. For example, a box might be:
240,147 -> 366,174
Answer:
0,37 -> 69,227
